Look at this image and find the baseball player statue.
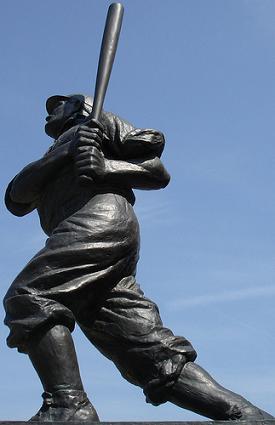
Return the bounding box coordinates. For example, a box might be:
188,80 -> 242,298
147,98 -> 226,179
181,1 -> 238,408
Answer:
3,3 -> 273,422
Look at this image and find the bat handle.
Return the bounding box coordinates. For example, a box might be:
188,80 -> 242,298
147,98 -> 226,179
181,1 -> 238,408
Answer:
85,117 -> 104,131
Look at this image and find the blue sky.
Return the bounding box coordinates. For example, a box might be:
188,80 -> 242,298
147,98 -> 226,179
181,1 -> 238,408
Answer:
0,0 -> 275,421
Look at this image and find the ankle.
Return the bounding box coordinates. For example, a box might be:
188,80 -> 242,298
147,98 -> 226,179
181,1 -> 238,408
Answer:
54,389 -> 88,407
42,389 -> 89,408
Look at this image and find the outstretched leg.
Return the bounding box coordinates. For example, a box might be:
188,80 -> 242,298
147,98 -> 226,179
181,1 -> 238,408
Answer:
80,276 -> 273,421
26,325 -> 99,422
167,362 -> 273,420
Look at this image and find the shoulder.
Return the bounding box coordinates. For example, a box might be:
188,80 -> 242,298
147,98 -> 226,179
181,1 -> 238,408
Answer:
101,110 -> 135,137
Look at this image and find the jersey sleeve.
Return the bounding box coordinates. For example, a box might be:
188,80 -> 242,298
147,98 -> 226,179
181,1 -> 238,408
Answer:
101,111 -> 165,160
5,179 -> 37,217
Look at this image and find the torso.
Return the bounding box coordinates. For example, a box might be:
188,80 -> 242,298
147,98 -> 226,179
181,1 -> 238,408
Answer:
37,125 -> 135,236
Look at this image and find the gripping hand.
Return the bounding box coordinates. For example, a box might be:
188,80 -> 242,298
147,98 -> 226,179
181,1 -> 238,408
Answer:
69,119 -> 105,184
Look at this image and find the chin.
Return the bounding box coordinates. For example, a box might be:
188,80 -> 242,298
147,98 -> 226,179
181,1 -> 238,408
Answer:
45,121 -> 59,139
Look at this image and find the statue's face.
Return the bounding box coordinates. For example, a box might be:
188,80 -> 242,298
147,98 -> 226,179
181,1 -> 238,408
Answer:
45,97 -> 82,138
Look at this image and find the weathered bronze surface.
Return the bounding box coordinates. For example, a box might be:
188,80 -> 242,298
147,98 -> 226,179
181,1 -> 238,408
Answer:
3,3 -> 273,423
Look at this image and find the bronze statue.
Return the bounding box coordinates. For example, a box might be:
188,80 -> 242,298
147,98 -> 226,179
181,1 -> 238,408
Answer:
3,2 -> 273,423
4,93 -> 273,422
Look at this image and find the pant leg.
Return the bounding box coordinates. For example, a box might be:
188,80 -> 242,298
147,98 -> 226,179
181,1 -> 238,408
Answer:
77,275 -> 197,405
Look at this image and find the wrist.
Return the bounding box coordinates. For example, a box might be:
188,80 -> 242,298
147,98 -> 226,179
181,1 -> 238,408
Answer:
45,142 -> 72,163
103,158 -> 115,181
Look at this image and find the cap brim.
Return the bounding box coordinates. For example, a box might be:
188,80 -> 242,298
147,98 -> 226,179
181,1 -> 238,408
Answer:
46,95 -> 70,114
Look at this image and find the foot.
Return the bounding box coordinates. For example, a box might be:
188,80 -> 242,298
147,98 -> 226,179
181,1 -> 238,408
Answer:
168,362 -> 274,421
29,390 -> 99,422
228,402 -> 274,421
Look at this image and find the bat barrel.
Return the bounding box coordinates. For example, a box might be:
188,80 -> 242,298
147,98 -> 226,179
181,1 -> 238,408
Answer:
91,3 -> 124,121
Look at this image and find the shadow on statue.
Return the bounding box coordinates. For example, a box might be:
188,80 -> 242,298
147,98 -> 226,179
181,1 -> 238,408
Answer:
3,2 -> 274,423
3,93 -> 273,422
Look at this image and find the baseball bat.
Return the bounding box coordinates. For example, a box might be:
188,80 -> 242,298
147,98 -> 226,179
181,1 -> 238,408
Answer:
79,3 -> 124,184
91,2 -> 124,122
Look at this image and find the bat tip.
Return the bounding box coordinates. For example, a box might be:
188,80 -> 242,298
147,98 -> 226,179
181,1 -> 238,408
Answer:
109,2 -> 124,11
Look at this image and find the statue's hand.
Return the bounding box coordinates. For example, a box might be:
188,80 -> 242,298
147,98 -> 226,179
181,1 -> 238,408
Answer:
69,124 -> 105,182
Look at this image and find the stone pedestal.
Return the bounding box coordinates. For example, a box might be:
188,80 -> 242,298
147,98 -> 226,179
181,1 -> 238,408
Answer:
1,421 -> 275,425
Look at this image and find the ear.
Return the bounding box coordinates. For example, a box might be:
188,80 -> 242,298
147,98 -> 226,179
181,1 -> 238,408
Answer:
73,98 -> 83,112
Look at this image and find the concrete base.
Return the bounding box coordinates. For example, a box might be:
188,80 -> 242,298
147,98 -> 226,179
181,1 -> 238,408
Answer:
1,421 -> 275,425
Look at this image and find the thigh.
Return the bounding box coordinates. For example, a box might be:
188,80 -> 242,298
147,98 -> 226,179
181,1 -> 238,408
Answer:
79,276 -> 197,388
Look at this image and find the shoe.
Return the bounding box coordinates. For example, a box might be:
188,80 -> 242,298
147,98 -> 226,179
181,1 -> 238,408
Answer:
168,362 -> 274,421
229,402 -> 274,421
29,389 -> 99,422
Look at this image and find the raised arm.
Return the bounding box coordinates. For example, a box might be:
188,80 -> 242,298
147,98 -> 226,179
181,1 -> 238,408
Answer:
73,139 -> 170,189
104,155 -> 170,190
72,113 -> 170,190
5,142 -> 71,216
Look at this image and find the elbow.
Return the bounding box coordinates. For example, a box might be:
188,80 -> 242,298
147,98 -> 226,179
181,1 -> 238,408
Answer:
157,169 -> 170,189
8,177 -> 38,204
150,158 -> 171,189
5,181 -> 35,217
5,196 -> 35,217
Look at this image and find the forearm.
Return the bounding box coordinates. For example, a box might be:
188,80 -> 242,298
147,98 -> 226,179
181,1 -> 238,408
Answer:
9,143 -> 71,204
104,157 -> 170,190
